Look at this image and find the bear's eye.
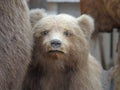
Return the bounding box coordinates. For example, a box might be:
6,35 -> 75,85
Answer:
41,31 -> 49,36
64,31 -> 72,37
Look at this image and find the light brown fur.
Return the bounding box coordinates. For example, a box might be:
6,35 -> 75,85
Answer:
0,0 -> 33,90
80,0 -> 120,33
23,10 -> 102,90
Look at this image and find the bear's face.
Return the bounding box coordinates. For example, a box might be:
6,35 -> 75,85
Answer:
33,15 -> 88,59
30,9 -> 94,60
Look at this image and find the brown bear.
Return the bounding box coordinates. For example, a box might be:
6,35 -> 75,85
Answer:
22,9 -> 102,90
0,0 -> 33,90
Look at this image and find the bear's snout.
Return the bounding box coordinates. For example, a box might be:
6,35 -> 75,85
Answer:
50,39 -> 62,48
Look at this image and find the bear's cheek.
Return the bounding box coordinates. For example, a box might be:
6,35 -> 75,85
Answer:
67,36 -> 88,52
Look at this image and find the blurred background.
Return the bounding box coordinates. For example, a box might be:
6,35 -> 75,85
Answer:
27,0 -> 119,70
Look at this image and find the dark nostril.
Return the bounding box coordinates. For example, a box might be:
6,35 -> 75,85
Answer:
51,39 -> 61,48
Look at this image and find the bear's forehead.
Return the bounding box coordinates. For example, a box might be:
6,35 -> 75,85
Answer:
36,14 -> 80,31
42,14 -> 77,24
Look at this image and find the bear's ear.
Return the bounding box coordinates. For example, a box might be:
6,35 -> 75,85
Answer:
77,14 -> 94,39
29,8 -> 47,27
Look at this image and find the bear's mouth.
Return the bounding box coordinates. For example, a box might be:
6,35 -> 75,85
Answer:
48,50 -> 64,54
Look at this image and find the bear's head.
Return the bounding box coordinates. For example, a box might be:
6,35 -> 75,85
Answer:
30,9 -> 94,67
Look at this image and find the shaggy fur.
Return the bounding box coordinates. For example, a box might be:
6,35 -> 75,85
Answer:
0,0 -> 33,90
80,0 -> 120,33
22,10 -> 102,90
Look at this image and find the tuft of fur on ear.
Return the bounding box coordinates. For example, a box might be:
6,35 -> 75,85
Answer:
77,14 -> 94,39
29,8 -> 47,27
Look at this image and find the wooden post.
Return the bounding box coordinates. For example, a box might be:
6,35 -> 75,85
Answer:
98,34 -> 107,69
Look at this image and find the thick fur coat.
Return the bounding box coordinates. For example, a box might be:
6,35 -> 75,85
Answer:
0,0 -> 33,90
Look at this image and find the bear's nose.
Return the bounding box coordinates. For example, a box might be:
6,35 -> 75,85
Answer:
50,39 -> 61,48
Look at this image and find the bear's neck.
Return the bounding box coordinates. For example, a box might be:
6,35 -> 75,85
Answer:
30,59 -> 89,90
